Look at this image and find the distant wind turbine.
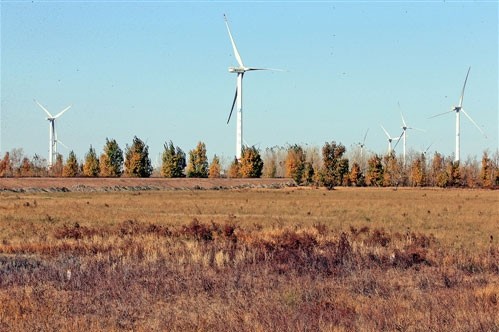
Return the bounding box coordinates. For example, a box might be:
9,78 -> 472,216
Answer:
393,112 -> 424,166
429,66 -> 486,163
357,128 -> 369,159
381,125 -> 400,155
224,14 -> 282,160
35,99 -> 71,167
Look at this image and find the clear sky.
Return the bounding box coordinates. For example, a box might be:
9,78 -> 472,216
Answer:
1,0 -> 498,167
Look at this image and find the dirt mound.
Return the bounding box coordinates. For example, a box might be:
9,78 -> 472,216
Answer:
0,177 -> 295,193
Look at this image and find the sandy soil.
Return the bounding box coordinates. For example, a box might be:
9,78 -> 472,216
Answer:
0,177 -> 294,192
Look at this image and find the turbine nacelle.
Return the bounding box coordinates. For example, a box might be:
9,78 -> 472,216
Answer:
229,67 -> 247,73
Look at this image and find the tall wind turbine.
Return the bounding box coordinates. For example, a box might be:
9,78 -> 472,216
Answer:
35,100 -> 71,167
224,14 -> 280,160
430,66 -> 486,163
393,113 -> 424,167
381,125 -> 400,155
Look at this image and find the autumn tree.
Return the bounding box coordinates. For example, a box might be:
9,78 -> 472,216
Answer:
227,158 -> 241,178
187,142 -> 208,178
99,138 -> 123,177
349,162 -> 364,186
365,154 -> 383,187
161,141 -> 186,178
0,152 -> 12,177
382,154 -> 402,187
240,146 -> 264,178
409,154 -> 426,187
320,141 -> 349,189
429,152 -> 447,187
208,154 -> 222,178
19,157 -> 33,177
124,136 -> 153,178
480,152 -> 493,187
62,151 -> 79,177
285,144 -> 306,184
83,145 -> 100,177
446,159 -> 461,188
31,154 -> 48,177
50,154 -> 64,177
262,147 -> 278,178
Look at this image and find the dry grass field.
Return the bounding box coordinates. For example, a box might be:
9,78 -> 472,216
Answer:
0,183 -> 498,331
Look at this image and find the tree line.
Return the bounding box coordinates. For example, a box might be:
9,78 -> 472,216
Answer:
1,137 -> 498,188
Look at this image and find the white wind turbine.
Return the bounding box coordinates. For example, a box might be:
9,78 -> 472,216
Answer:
393,112 -> 424,167
381,125 -> 400,156
224,14 -> 281,160
430,66 -> 486,163
35,99 -> 71,167
357,129 -> 369,159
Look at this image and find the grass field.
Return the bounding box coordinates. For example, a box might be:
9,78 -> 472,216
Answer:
0,186 -> 498,331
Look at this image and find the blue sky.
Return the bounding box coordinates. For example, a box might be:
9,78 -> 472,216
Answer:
1,1 -> 497,167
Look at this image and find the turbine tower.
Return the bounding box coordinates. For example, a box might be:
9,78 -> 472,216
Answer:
224,14 -> 280,160
35,100 -> 71,167
381,125 -> 400,156
430,66 -> 486,163
393,113 -> 424,167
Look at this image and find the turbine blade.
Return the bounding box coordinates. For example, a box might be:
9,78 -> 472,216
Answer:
224,14 -> 244,68
461,109 -> 487,138
400,112 -> 407,127
246,67 -> 285,72
380,125 -> 390,139
362,128 -> 369,144
429,109 -> 454,119
54,105 -> 72,118
459,66 -> 471,107
34,99 -> 53,118
392,131 -> 404,150
227,88 -> 238,124
57,139 -> 69,149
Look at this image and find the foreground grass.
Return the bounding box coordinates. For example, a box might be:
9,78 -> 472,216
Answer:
0,187 -> 498,331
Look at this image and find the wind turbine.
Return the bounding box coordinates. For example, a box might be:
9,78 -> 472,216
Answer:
430,66 -> 486,163
381,125 -> 400,156
357,129 -> 369,159
35,99 -> 71,167
393,113 -> 424,167
224,14 -> 281,160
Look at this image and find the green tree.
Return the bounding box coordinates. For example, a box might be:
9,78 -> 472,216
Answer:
124,136 -> 153,177
83,145 -> 100,177
208,154 -> 222,178
99,138 -> 123,177
285,144 -> 306,184
187,142 -> 208,178
161,141 -> 186,178
320,141 -> 349,189
365,155 -> 383,187
63,151 -> 79,177
240,146 -> 264,178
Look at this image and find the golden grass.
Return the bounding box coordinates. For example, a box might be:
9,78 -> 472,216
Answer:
0,187 -> 498,331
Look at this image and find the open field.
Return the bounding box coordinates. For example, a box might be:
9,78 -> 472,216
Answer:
0,185 -> 498,331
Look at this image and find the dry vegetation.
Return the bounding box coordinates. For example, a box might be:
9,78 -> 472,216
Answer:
0,186 -> 498,331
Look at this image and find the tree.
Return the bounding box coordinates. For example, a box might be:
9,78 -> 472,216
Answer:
480,152 -> 493,187
446,159 -> 461,188
409,155 -> 426,187
19,157 -> 33,177
349,162 -> 364,186
124,136 -> 153,178
320,141 -> 349,189
0,152 -> 12,177
430,152 -> 448,187
285,144 -> 306,184
161,141 -> 186,178
31,154 -> 48,177
240,146 -> 264,178
99,138 -> 123,177
50,154 -> 64,177
208,154 -> 222,178
187,142 -> 208,178
83,145 -> 100,177
227,157 -> 241,178
365,155 -> 383,187
382,154 -> 402,187
63,151 -> 79,177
